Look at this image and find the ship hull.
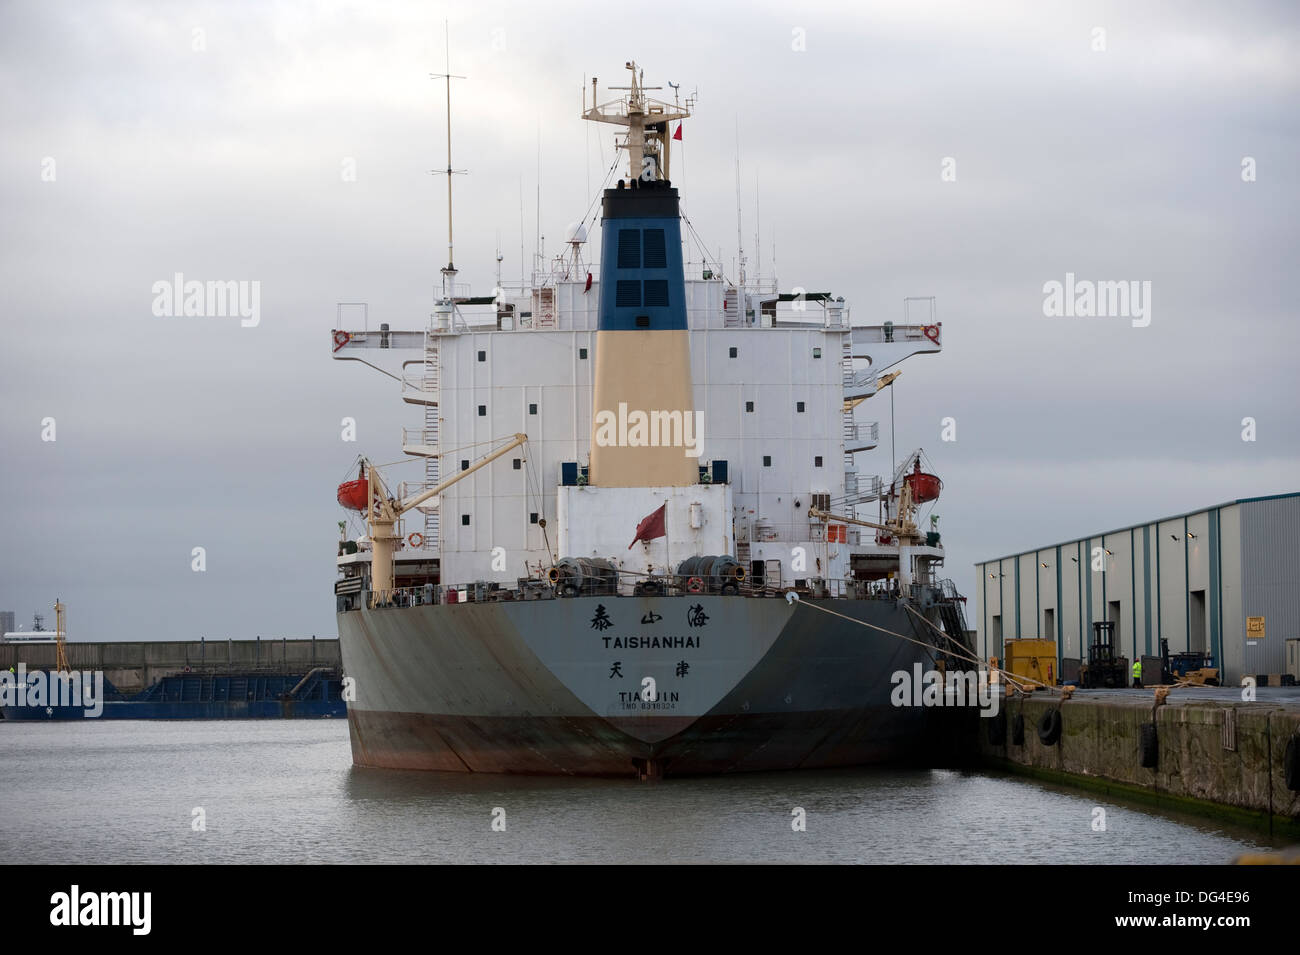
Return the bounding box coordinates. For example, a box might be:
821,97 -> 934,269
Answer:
339,594 -> 957,776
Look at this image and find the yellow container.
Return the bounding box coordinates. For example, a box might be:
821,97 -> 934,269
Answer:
1003,638 -> 1058,687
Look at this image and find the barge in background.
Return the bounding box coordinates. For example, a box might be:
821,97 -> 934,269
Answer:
0,600 -> 347,720
0,666 -> 346,720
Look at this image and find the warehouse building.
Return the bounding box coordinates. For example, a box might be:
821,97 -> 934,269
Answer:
974,492 -> 1299,686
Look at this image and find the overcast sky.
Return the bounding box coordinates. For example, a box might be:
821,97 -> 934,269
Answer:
2,0 -> 1296,641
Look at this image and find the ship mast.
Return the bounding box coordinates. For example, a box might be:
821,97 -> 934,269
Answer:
430,24 -> 465,299
582,61 -> 690,183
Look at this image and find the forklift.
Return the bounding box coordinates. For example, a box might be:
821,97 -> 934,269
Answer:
1159,638 -> 1220,686
1080,621 -> 1129,689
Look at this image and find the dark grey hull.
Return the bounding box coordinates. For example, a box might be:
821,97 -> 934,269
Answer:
337,594 -> 955,776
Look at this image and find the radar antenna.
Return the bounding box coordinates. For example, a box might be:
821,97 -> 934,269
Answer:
430,22 -> 466,299
582,61 -> 692,184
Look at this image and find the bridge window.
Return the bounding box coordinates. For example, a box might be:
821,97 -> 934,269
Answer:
729,347 -> 737,358
460,460 -> 469,470
530,512 -> 539,524
796,401 -> 805,413
815,456 -> 823,467
529,403 -> 538,415
763,455 -> 772,467
745,401 -> 754,412
512,459 -> 521,470
579,347 -> 588,359
477,350 -> 485,362
478,405 -> 486,416
461,515 -> 471,525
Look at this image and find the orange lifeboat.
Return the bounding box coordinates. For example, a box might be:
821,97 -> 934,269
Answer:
904,461 -> 942,503
337,478 -> 368,511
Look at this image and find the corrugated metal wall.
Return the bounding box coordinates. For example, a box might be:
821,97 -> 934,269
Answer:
1240,496 -> 1300,675
975,494 -> 1299,683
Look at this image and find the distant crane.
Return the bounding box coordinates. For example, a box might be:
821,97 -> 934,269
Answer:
54,598 -> 69,672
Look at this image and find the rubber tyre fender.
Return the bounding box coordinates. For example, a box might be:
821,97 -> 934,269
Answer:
1037,708 -> 1063,746
1138,721 -> 1159,769
1284,736 -> 1300,792
559,583 -> 580,598
986,710 -> 1007,746
1011,713 -> 1025,747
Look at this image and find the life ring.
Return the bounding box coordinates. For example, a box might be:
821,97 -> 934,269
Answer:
686,576 -> 705,594
407,532 -> 424,548
333,330 -> 351,352
921,324 -> 940,345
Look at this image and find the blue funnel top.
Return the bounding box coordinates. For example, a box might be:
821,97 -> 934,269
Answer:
598,180 -> 687,332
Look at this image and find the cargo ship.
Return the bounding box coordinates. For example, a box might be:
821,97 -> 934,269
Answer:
331,62 -> 971,776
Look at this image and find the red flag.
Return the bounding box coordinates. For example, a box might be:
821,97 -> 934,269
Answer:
628,502 -> 667,549
673,123 -> 682,141
584,271 -> 593,293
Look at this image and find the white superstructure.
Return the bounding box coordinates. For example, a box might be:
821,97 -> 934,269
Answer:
334,277 -> 944,592
332,62 -> 946,599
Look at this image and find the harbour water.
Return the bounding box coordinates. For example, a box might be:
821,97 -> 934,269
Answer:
0,721 -> 1279,865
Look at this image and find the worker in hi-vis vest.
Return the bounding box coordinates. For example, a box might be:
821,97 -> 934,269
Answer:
1132,658 -> 1142,688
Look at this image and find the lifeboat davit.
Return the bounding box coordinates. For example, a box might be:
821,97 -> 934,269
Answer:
337,479 -> 368,511
904,461 -> 942,503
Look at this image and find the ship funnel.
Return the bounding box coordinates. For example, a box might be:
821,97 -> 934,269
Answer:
589,179 -> 697,486
583,65 -> 698,488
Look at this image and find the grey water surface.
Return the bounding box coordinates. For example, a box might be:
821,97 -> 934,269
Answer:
0,720 -> 1279,864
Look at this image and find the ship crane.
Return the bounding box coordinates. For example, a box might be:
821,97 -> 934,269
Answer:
358,433 -> 528,605
810,452 -> 942,547
808,506 -> 922,546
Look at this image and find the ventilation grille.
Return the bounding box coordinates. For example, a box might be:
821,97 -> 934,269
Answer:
617,230 -> 640,269
643,229 -> 667,268
616,280 -> 641,307
643,280 -> 669,307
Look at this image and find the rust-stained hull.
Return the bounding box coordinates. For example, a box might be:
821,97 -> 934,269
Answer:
338,594 -> 948,777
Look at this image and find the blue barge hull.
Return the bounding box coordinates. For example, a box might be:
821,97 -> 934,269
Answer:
0,669 -> 347,721
2,700 -> 345,720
